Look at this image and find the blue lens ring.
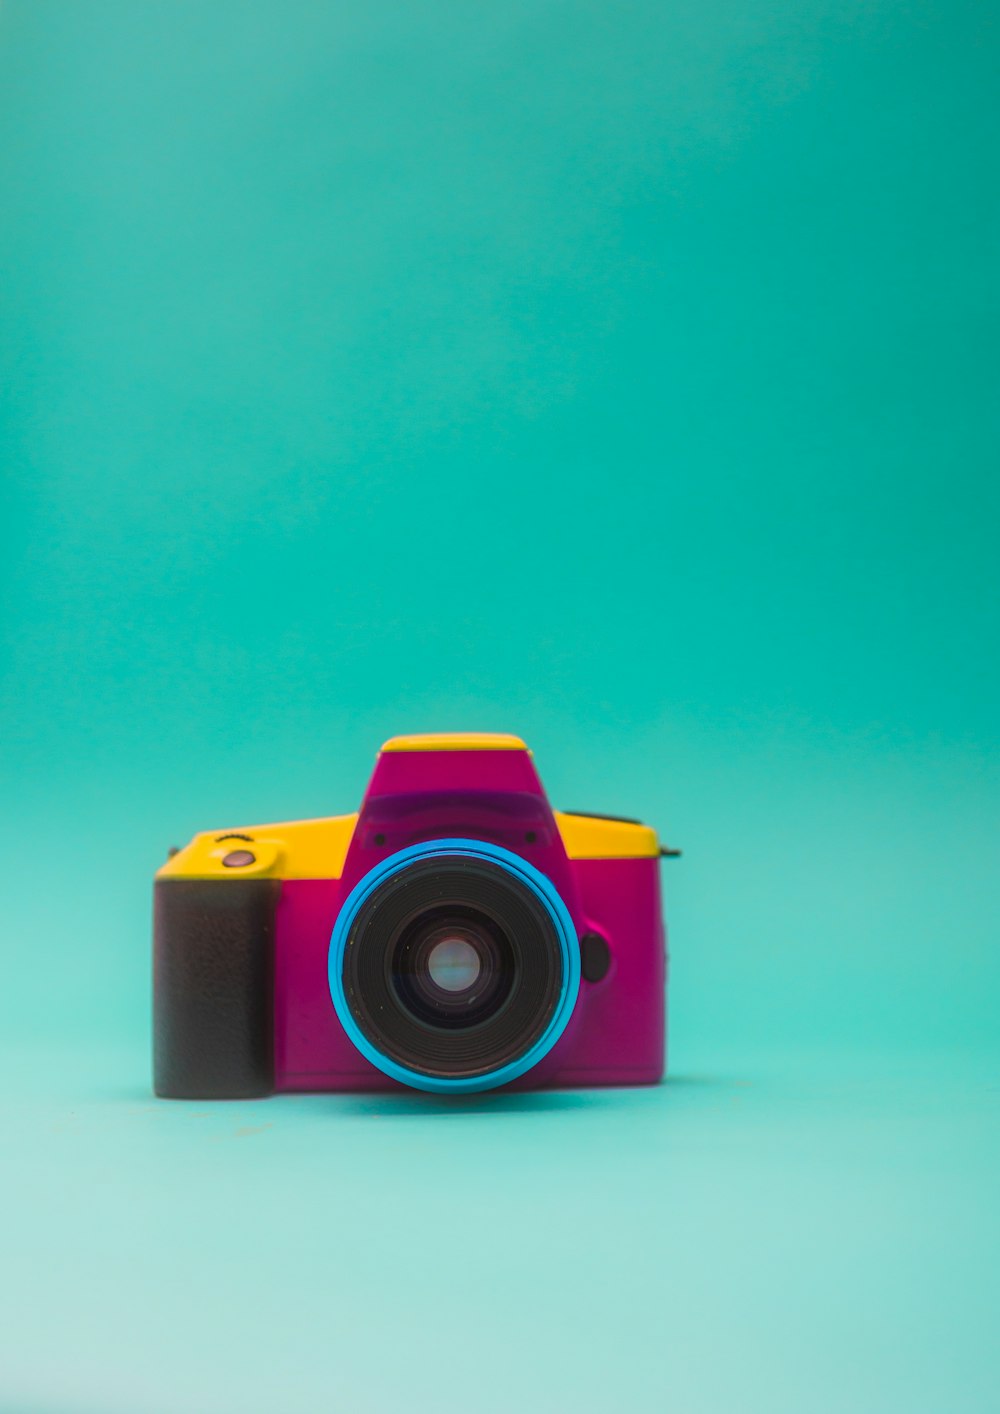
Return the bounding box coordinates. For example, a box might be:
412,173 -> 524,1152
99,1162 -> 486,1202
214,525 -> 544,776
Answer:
328,838 -> 581,1094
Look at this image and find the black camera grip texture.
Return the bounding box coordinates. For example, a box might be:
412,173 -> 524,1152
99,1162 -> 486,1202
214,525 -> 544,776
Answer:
153,878 -> 280,1098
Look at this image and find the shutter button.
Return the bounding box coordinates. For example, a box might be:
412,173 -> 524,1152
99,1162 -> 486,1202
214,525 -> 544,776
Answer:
222,850 -> 256,869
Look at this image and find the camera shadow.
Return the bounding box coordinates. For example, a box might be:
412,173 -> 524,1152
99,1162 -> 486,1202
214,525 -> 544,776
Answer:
316,1074 -> 731,1119
113,1075 -> 735,1114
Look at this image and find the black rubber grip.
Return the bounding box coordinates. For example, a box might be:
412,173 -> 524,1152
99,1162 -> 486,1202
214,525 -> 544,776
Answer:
153,878 -> 279,1099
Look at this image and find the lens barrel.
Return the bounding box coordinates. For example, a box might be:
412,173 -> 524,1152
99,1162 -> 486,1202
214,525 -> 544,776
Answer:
329,840 -> 580,1093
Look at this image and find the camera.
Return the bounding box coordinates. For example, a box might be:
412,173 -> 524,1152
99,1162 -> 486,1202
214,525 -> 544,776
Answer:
154,733 -> 673,1097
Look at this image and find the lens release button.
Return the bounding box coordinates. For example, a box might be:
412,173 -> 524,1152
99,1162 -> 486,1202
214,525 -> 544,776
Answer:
580,933 -> 611,983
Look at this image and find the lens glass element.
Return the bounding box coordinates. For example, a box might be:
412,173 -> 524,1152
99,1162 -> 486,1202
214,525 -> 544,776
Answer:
426,935 -> 482,992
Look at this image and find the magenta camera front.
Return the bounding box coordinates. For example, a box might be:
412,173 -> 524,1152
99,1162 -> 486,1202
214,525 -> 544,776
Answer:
153,734 -> 671,1098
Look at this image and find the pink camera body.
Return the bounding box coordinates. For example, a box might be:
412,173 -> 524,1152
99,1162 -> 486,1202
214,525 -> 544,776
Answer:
154,735 -> 671,1098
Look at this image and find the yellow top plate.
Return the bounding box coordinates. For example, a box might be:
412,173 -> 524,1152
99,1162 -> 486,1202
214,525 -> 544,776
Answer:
157,808 -> 659,879
381,733 -> 528,752
552,812 -> 659,859
156,814 -> 359,881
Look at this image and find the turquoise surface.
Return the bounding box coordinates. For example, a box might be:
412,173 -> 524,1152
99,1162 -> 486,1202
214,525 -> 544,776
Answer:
1,2 -> 997,1410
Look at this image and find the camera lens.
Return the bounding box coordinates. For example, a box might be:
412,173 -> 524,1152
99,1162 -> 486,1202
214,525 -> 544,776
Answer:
340,853 -> 568,1081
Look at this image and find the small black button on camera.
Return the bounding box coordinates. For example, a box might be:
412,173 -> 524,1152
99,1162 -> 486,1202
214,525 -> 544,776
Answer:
580,933 -> 611,983
222,850 -> 256,869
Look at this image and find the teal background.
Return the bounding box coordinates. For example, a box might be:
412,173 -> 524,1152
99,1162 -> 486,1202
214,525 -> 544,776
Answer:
1,2 -> 997,1410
